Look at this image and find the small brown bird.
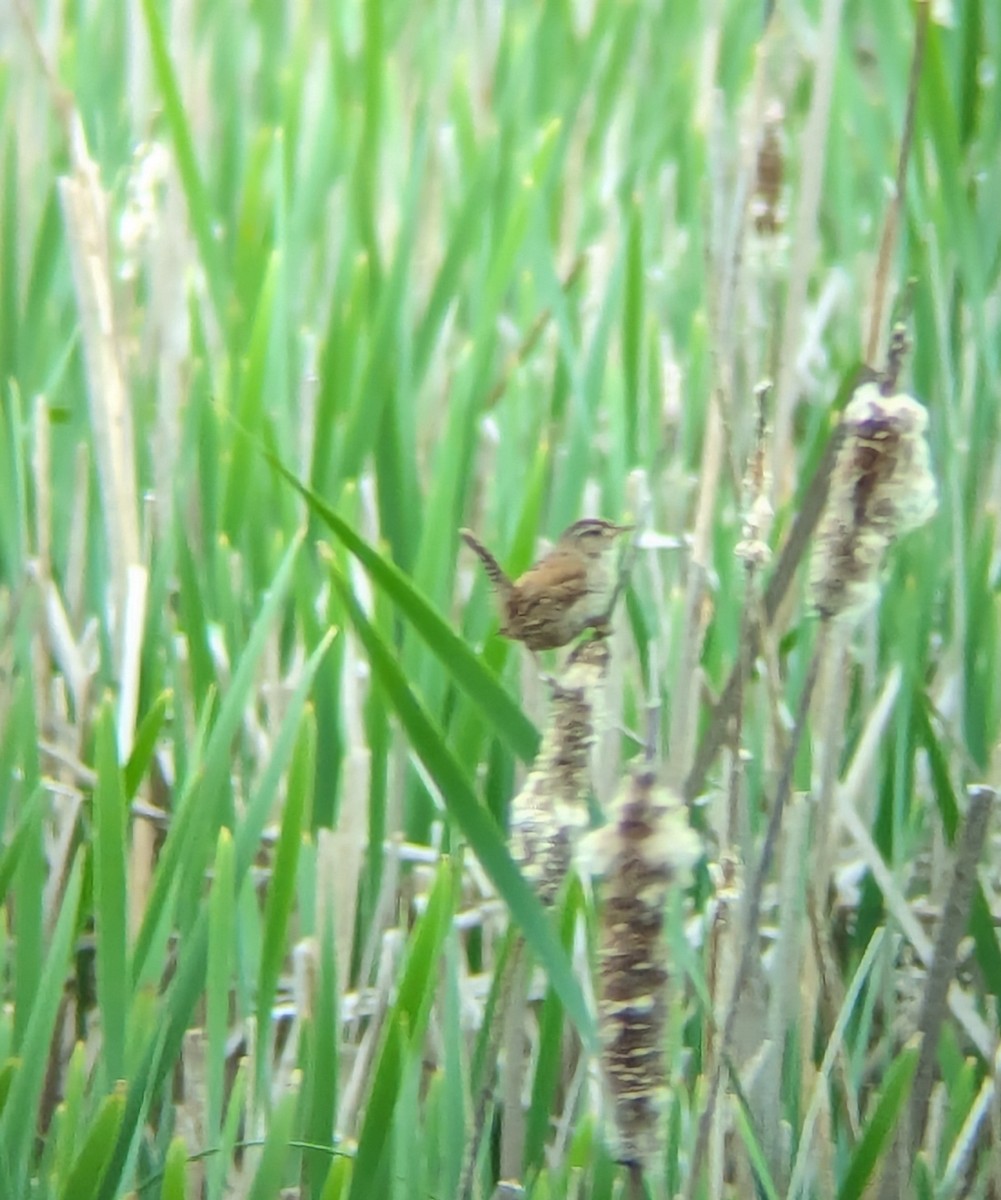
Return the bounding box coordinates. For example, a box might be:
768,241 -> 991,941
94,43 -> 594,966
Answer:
460,518 -> 633,651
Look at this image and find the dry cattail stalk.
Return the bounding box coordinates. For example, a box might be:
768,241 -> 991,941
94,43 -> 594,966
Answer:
880,321 -> 911,395
810,383 -> 938,622
509,635 -> 610,904
587,771 -> 701,1169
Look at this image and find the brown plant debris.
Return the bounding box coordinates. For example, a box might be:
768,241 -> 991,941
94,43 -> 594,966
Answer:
810,383 -> 937,622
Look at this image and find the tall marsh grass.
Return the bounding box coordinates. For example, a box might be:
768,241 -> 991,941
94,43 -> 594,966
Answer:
0,2 -> 999,1198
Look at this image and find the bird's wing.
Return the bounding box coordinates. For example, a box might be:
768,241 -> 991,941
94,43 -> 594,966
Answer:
514,551 -> 588,607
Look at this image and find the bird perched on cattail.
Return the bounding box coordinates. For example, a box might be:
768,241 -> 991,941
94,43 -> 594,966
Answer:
460,518 -> 633,652
810,383 -> 938,622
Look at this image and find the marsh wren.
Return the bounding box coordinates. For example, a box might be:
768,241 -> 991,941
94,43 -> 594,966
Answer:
460,518 -> 633,652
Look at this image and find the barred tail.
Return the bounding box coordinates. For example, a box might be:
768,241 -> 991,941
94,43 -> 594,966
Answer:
460,529 -> 512,595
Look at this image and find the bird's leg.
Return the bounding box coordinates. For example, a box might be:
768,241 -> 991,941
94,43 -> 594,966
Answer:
586,615 -> 614,639
530,648 -> 556,687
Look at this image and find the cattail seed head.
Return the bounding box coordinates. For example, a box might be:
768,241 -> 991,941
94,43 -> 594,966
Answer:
588,772 -> 700,1168
509,636 -> 609,904
810,383 -> 938,622
752,102 -> 785,236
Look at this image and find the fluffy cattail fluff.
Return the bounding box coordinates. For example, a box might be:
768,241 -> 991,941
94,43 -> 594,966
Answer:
586,772 -> 701,1168
508,636 -> 609,904
810,383 -> 938,622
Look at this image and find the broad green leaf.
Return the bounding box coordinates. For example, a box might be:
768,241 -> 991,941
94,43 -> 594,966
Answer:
733,1100 -> 781,1200
206,829 -> 235,1166
140,0 -> 226,323
93,702 -> 129,1085
132,531 -> 304,986
123,690 -> 172,802
57,1085 -> 125,1200
161,1135 -> 189,1200
267,450 -> 539,763
255,708 -> 314,1105
837,1040 -> 920,1200
0,785 -> 44,901
96,628 -> 331,1200
329,564 -> 595,1049
0,852 -> 83,1195
246,1084 -> 300,1200
52,1043 -> 88,1183
347,863 -> 453,1200
301,895 -> 339,1200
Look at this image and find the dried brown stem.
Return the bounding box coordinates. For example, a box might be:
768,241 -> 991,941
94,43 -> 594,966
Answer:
866,2 -> 930,364
906,786 -> 995,1162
